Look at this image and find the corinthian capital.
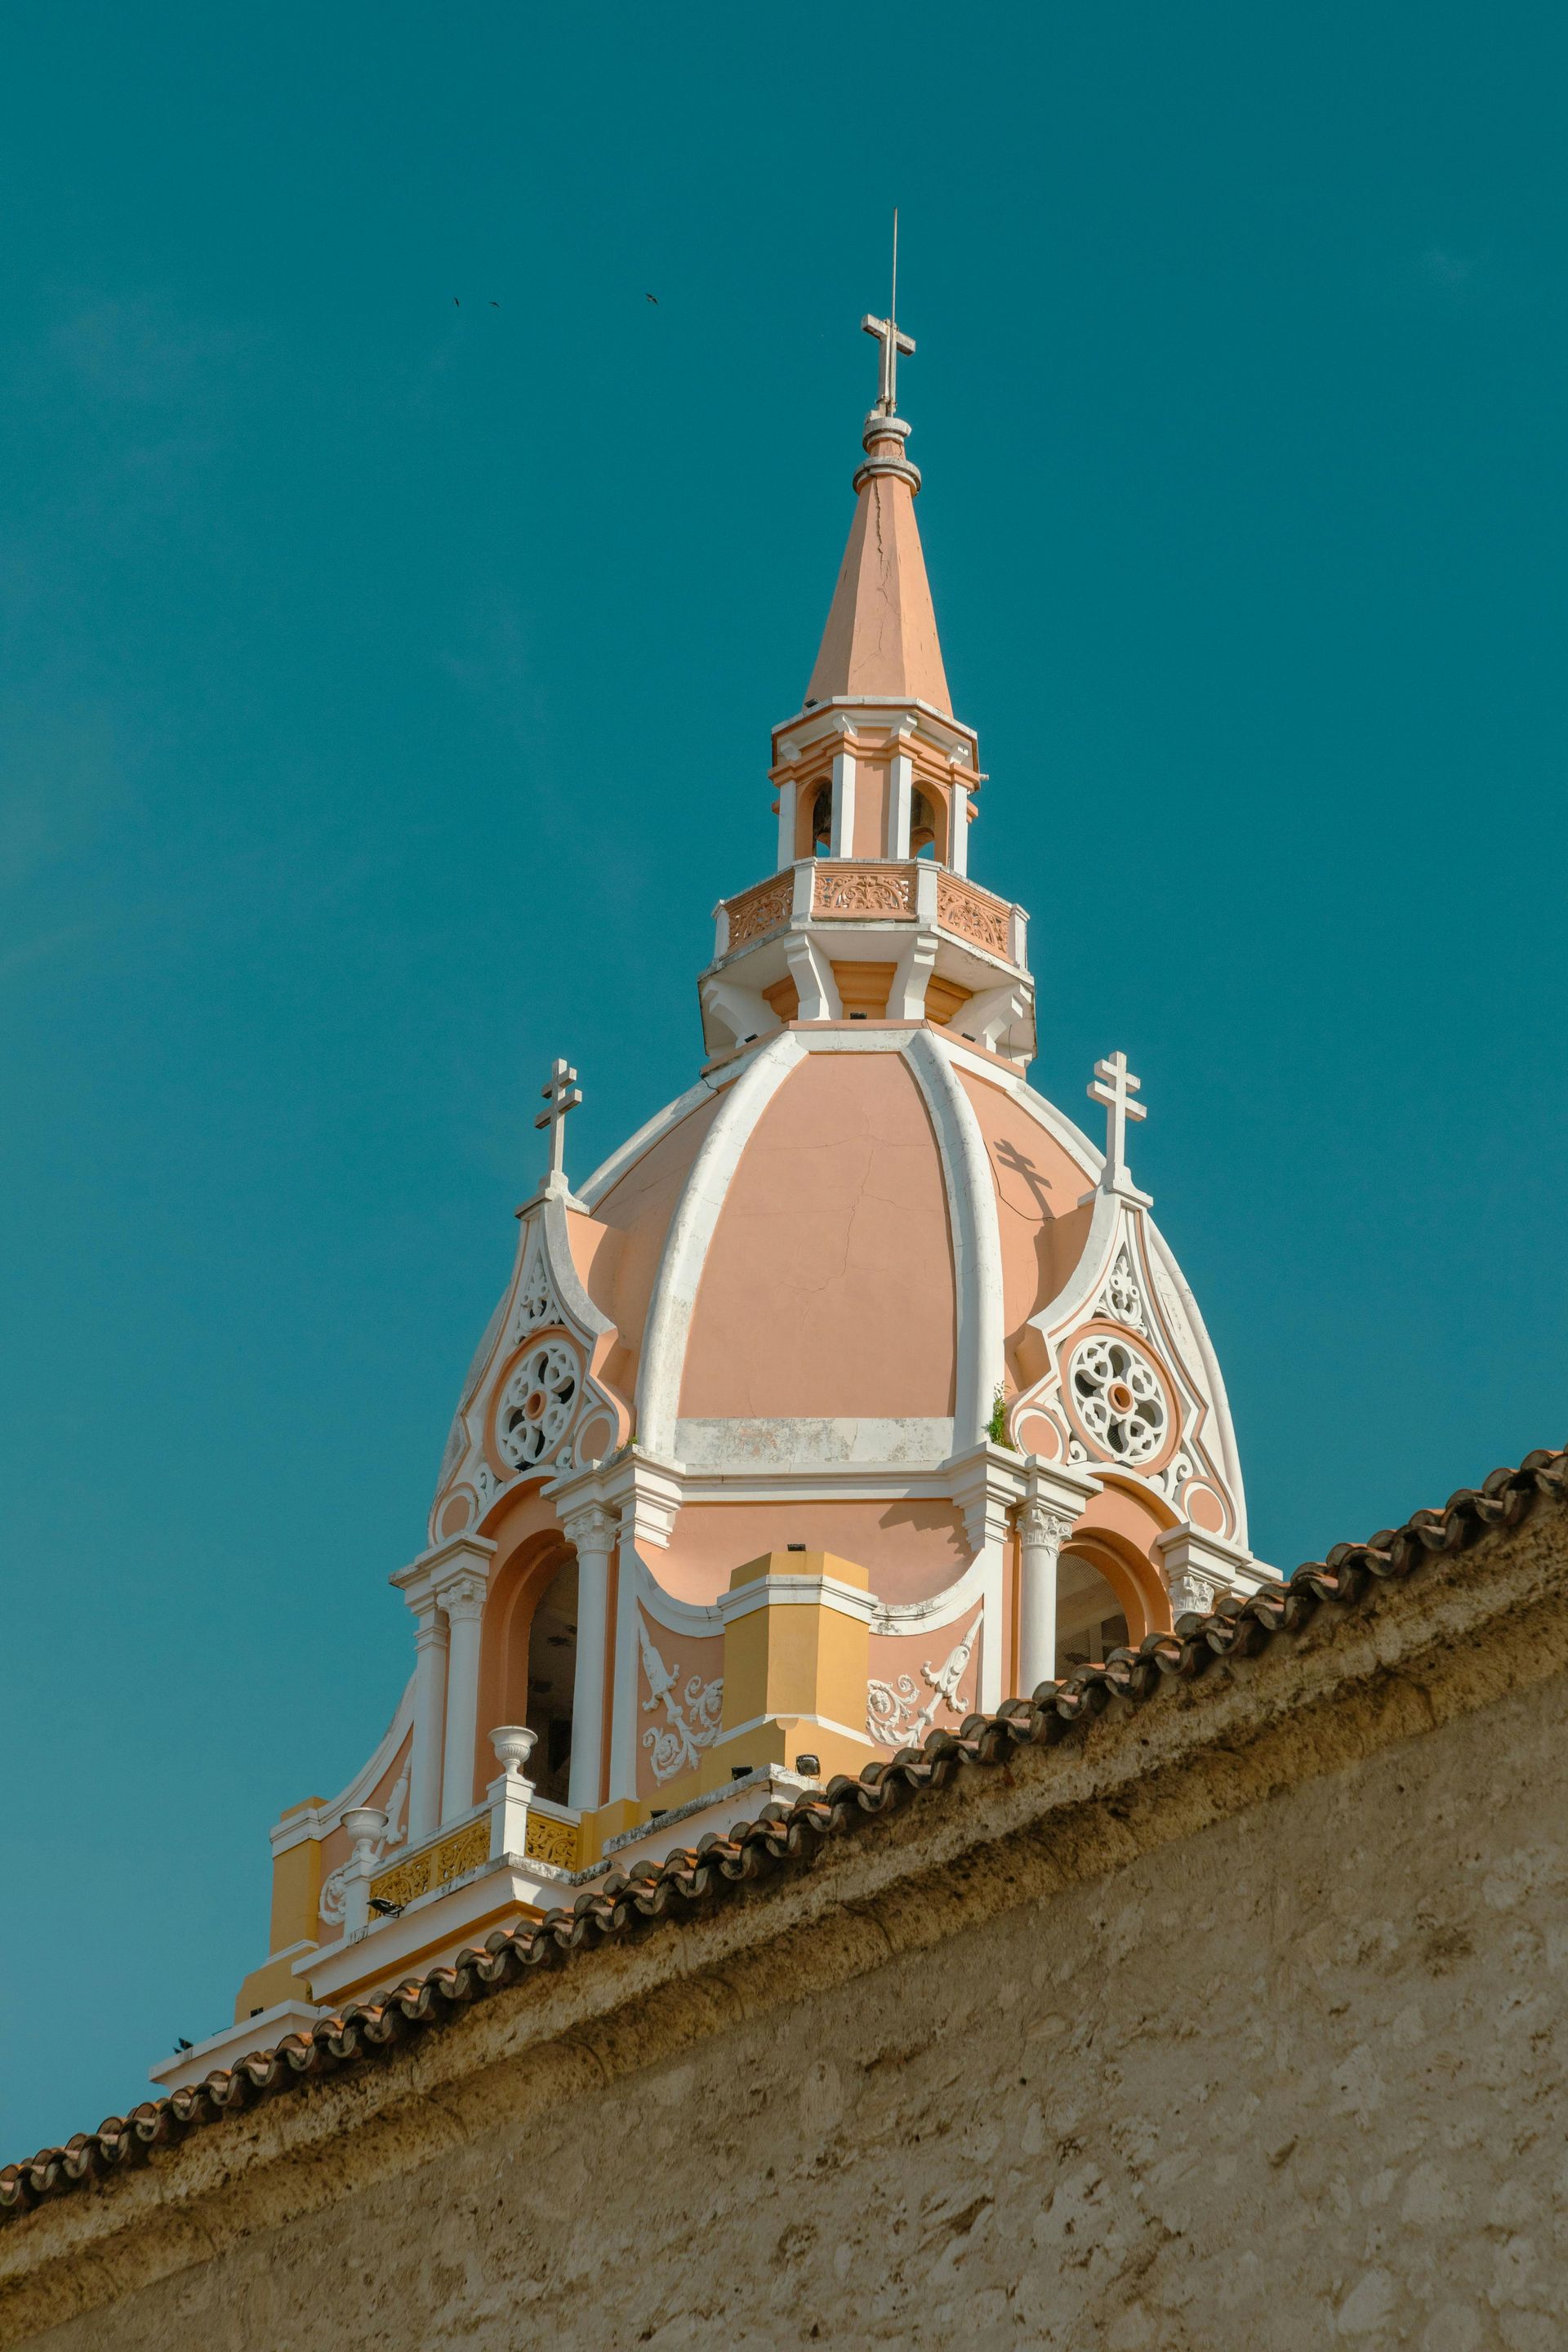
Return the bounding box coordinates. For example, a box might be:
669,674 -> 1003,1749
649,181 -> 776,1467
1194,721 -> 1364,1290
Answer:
1017,1503 -> 1069,1553
438,1572 -> 488,1624
561,1502 -> 619,1555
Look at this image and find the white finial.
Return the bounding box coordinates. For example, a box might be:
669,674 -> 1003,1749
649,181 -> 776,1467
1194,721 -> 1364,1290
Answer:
862,207 -> 915,415
1087,1051 -> 1151,1204
534,1057 -> 581,1190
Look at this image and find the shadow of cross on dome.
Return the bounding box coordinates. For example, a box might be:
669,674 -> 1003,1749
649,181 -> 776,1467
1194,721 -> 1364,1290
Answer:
992,1137 -> 1057,1218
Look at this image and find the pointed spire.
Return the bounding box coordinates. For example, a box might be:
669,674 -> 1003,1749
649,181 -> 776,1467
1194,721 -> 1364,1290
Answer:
804,237 -> 952,715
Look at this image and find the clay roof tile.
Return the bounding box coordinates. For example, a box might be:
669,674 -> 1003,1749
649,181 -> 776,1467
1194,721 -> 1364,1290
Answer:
4,1440 -> 1564,2221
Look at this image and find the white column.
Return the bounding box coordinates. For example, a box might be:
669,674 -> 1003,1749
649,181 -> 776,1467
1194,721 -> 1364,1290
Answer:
408,1608 -> 448,1842
562,1504 -> 618,1814
950,783 -> 970,875
828,751 -> 857,857
1017,1463 -> 1100,1695
887,751 -> 913,858
775,777 -> 796,871
439,1574 -> 488,1824
1018,1504 -> 1070,1693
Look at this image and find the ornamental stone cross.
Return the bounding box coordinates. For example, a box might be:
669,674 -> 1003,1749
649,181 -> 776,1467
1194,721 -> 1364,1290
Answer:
534,1057 -> 582,1185
1088,1050 -> 1147,1196
862,206 -> 915,415
862,310 -> 915,415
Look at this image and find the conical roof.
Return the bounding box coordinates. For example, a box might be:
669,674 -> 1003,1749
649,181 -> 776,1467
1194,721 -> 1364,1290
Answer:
804,415 -> 951,715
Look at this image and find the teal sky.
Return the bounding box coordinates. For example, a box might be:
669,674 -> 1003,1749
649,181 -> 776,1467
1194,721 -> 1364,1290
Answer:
2,2 -> 1564,2158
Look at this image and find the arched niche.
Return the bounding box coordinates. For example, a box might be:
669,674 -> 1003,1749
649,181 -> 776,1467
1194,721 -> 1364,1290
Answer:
1055,1548 -> 1129,1669
910,784 -> 940,859
794,779 -> 835,859
522,1556 -> 579,1803
1060,1523 -> 1173,1651
474,1525 -> 573,1808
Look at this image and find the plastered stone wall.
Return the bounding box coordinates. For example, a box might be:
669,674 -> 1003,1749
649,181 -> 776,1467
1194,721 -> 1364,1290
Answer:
7,1498 -> 1568,2350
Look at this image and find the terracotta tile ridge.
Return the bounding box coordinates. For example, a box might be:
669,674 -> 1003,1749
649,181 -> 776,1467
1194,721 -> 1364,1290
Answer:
3,1439 -> 1563,2224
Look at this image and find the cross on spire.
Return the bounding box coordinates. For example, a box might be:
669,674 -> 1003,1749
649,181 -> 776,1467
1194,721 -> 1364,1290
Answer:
1088,1051 -> 1150,1202
862,206 -> 915,415
534,1057 -> 581,1189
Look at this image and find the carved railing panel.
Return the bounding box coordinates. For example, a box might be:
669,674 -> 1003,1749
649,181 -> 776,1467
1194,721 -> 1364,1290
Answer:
724,873 -> 793,949
813,863 -> 915,920
936,874 -> 1010,959
370,1815 -> 489,1910
523,1811 -> 580,1870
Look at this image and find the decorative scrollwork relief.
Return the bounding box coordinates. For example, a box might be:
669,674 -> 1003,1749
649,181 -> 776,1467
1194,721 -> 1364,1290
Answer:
514,1267 -> 551,1334
813,863 -> 915,919
866,1618 -> 979,1748
370,1818 -> 489,1912
725,874 -> 794,947
496,1339 -> 581,1472
935,874 -> 1010,958
523,1812 -> 579,1871
639,1617 -> 724,1784
1096,1247 -> 1147,1333
1151,1450 -> 1194,1503
1066,1332 -> 1169,1466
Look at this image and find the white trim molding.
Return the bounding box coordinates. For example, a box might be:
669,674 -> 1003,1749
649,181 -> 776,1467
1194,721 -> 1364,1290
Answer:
903,1031 -> 1005,1450
635,1031 -> 806,1459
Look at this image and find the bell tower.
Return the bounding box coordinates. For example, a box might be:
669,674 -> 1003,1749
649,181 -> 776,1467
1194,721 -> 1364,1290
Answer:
698,274 -> 1037,1065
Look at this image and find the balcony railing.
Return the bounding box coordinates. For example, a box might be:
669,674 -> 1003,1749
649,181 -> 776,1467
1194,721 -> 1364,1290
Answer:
334,1738 -> 584,1940
717,861 -> 1022,968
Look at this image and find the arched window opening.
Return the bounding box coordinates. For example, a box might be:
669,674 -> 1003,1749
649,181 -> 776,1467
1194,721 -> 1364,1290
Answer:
1055,1551 -> 1129,1671
811,783 -> 833,856
910,787 -> 938,858
524,1556 -> 578,1803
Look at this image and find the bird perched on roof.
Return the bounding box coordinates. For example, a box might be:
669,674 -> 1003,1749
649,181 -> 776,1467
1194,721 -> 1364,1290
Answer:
175,2037 -> 193,2051
369,1896 -> 403,1918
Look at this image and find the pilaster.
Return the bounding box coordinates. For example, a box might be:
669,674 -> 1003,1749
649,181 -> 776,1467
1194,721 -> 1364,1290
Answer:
827,749 -> 857,857
392,1534 -> 497,1838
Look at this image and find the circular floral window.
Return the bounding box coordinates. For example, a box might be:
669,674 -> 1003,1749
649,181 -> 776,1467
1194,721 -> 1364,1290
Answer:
496,1339 -> 579,1470
1066,1332 -> 1169,1465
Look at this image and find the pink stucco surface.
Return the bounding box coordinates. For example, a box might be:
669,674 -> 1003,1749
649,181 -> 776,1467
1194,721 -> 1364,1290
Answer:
589,1089 -> 727,1399
678,1050 -> 956,1423
957,1070 -> 1091,1370
804,461 -> 952,712
657,1498 -> 970,1607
